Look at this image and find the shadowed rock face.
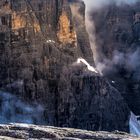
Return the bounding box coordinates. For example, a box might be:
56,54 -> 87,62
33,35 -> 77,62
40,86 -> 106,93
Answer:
0,0 -> 130,132
91,2 -> 140,115
56,65 -> 129,132
0,123 -> 138,140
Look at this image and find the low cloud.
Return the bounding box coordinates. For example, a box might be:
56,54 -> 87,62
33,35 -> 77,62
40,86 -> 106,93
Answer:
0,91 -> 45,124
82,0 -> 138,11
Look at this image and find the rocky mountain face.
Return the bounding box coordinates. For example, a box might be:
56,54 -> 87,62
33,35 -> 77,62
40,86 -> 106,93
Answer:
91,1 -> 140,116
0,0 -> 130,133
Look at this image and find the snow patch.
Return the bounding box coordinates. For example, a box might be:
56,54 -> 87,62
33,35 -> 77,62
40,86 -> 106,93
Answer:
77,58 -> 98,73
46,40 -> 55,43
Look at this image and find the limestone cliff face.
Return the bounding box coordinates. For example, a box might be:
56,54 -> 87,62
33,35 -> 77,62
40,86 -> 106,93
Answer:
56,65 -> 129,132
0,0 -> 130,132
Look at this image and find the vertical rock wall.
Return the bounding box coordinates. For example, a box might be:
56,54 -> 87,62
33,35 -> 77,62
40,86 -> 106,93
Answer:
0,0 -> 130,132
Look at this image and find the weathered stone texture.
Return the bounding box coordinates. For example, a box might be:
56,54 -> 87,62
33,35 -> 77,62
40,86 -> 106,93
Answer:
0,0 -> 130,132
0,123 -> 138,140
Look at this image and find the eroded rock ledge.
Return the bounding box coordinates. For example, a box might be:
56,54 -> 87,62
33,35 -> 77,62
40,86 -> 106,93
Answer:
0,123 -> 138,140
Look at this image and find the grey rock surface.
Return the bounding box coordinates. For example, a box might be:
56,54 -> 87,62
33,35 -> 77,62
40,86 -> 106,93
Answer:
0,123 -> 139,140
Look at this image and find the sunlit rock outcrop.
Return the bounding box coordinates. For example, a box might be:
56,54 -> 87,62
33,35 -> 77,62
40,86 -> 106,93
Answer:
57,11 -> 77,45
